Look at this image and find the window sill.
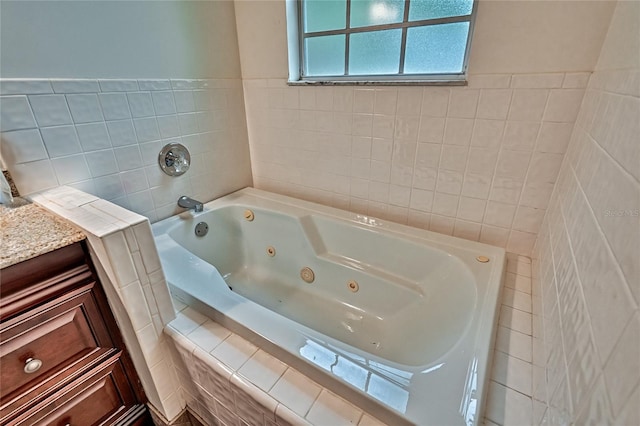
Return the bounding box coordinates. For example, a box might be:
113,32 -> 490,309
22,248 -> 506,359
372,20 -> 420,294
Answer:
287,79 -> 467,87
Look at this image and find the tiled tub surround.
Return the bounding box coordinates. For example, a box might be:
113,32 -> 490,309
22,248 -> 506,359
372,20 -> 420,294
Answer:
0,78 -> 252,222
534,2 -> 640,425
530,8 -> 640,424
243,72 -> 589,256
165,253 -> 539,426
21,189 -> 543,426
152,188 -> 505,425
29,186 -> 185,422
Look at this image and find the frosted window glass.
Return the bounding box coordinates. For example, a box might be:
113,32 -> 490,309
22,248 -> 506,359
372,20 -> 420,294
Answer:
349,29 -> 402,75
408,0 -> 473,21
350,0 -> 404,28
404,23 -> 469,74
304,0 -> 346,33
305,35 -> 346,76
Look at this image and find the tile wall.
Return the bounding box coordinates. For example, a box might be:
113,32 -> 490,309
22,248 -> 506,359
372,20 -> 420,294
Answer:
243,73 -> 589,256
0,78 -> 252,222
485,254 -> 543,425
165,303 -> 397,426
30,185 -> 185,422
532,2 -> 640,423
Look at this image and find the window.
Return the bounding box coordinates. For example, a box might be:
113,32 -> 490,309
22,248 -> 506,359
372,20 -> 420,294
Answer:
287,0 -> 477,83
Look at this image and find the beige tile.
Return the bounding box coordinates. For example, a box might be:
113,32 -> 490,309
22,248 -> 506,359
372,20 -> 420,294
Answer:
511,73 -> 564,89
604,313 -> 640,414
466,74 -> 511,89
447,89 -> 479,118
485,381 -> 533,426
188,320 -> 231,353
211,334 -> 258,371
613,384 -> 639,426
502,288 -> 532,313
479,225 -> 510,247
120,280 -> 153,331
504,272 -> 532,294
238,350 -> 288,393
358,413 -> 387,426
495,326 -> 532,362
544,89 -> 585,122
270,369 -> 322,418
562,72 -> 591,89
499,304 -> 532,335
476,89 -> 511,120
102,231 -> 139,287
491,351 -> 533,396
231,374 -> 278,421
306,390 -> 363,426
136,323 -> 164,368
170,307 -> 208,336
508,89 -> 549,121
420,87 -> 450,117
132,220 -> 162,274
275,403 -> 312,426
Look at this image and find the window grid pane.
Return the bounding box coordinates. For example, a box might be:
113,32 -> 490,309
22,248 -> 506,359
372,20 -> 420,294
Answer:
408,0 -> 473,22
303,0 -> 347,33
404,22 -> 470,74
305,35 -> 347,76
350,0 -> 404,28
300,0 -> 474,78
349,29 -> 403,75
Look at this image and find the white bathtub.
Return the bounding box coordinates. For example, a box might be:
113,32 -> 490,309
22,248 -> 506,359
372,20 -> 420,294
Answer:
153,188 -> 505,425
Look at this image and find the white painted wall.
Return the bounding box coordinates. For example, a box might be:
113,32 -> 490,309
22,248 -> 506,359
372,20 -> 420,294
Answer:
234,0 -> 615,79
0,0 -> 242,78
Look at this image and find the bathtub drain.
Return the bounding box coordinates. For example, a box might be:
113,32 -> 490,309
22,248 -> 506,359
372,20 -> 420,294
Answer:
266,246 -> 276,257
347,280 -> 359,292
194,222 -> 209,237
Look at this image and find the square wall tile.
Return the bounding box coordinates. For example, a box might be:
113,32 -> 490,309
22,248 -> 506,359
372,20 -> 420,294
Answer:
238,350 -> 287,393
508,89 -> 548,121
51,154 -> 91,184
0,129 -> 48,164
127,92 -> 155,118
76,122 -> 112,152
99,93 -> 132,120
106,119 -> 137,147
10,160 -> 58,194
0,96 -> 36,131
306,390 -> 363,425
66,94 -> 104,123
28,95 -> 73,127
270,369 -> 321,418
85,149 -> 119,178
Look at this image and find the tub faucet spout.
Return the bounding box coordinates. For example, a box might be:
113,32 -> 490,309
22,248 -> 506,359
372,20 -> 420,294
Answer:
178,195 -> 203,212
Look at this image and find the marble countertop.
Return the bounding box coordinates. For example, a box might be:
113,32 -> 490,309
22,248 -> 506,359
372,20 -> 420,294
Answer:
1,203 -> 85,269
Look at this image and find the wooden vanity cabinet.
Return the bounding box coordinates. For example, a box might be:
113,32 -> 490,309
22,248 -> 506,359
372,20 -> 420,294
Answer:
0,241 -> 151,425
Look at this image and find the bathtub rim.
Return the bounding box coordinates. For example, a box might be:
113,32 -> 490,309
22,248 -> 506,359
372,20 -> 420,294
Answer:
153,187 -> 506,426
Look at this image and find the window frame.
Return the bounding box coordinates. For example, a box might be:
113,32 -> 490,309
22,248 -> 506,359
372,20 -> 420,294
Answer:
286,0 -> 478,85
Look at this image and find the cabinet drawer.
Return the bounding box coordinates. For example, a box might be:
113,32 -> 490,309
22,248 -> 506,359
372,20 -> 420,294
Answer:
0,282 -> 115,418
1,243 -> 88,319
10,355 -> 143,426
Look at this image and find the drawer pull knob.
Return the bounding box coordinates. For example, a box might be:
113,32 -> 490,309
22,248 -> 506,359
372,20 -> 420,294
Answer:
23,358 -> 43,374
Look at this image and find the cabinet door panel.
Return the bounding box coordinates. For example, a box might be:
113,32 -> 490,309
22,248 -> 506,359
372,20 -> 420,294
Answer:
14,357 -> 141,426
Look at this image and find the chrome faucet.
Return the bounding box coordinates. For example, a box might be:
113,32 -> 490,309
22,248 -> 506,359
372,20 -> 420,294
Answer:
177,195 -> 203,212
